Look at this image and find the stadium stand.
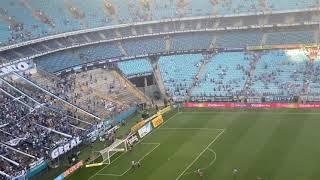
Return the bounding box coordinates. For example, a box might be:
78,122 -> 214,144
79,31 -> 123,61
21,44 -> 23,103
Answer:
0,0 -> 317,46
0,1 -> 320,179
215,31 -> 263,48
25,68 -> 141,118
158,54 -> 203,99
118,59 -> 153,78
0,81 -> 90,177
250,50 -> 306,96
171,33 -> 212,51
192,52 -> 251,97
305,57 -> 320,96
35,43 -> 123,72
265,31 -> 316,45
122,37 -> 165,56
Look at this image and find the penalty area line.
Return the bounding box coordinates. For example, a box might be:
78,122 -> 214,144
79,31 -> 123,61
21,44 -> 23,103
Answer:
183,148 -> 217,176
175,129 -> 225,180
97,143 -> 160,177
88,112 -> 180,180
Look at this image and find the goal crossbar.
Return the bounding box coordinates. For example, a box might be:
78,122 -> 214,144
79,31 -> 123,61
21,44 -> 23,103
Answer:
100,139 -> 127,164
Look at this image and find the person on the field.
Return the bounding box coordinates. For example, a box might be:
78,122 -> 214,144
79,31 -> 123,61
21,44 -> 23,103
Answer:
136,161 -> 141,168
232,168 -> 239,180
197,169 -> 204,179
131,160 -> 135,170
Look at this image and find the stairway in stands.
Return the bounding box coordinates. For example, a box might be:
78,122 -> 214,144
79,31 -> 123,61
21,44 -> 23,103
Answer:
187,54 -> 213,97
153,63 -> 168,99
111,70 -> 150,104
241,52 -> 261,95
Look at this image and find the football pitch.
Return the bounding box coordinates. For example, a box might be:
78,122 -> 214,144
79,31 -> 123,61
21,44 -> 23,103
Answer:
69,109 -> 320,180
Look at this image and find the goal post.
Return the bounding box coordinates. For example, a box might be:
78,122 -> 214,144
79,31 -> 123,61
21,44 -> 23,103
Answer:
99,139 -> 128,164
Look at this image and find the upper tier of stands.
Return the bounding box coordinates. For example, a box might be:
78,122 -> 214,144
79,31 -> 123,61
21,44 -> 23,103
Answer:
0,0 -> 316,46
33,30 -> 318,73
118,58 -> 153,78
35,42 -> 123,72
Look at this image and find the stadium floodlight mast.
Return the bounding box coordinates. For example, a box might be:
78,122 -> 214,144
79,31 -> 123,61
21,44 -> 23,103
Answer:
99,139 -> 128,164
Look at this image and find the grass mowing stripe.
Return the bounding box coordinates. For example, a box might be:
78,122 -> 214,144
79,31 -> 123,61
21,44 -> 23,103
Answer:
175,129 -> 225,180
160,128 -> 225,131
183,148 -> 217,176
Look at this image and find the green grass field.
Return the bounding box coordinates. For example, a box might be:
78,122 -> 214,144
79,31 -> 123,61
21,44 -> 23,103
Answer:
68,109 -> 320,180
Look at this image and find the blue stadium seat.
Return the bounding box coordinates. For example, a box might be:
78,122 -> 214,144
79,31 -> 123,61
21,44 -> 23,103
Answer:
123,37 -> 165,56
118,58 -> 153,77
0,0 -> 316,45
192,52 -> 251,97
250,50 -> 306,96
265,31 -> 315,45
158,54 -> 203,98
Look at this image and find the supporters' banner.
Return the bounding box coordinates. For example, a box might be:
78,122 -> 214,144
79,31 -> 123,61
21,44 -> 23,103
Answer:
138,122 -> 152,138
184,102 -> 320,109
6,138 -> 22,147
6,133 -> 29,146
54,161 -> 83,180
265,96 -> 297,102
152,114 -> 164,128
0,61 -> 35,76
246,97 -> 262,103
51,137 -> 82,159
212,96 -> 234,102
223,47 -> 245,52
131,120 -> 146,133
301,96 -> 320,102
247,45 -> 301,51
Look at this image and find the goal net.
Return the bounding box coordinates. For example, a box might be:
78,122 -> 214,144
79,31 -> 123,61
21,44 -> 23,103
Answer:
99,139 -> 128,164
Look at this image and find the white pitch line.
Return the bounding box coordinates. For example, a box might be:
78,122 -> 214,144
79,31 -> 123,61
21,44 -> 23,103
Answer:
88,112 -> 180,180
87,150 -> 127,180
182,148 -> 217,176
97,143 -> 161,177
175,129 -> 225,180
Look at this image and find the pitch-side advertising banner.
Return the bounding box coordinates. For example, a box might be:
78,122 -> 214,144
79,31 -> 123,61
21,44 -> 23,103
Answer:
184,102 -> 320,109
159,106 -> 171,115
152,114 -> 164,128
138,122 -> 153,138
54,161 -> 83,180
131,120 -> 146,133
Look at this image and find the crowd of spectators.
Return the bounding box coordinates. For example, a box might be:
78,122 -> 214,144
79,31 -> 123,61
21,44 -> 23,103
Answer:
0,80 -> 91,177
22,68 -> 140,119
